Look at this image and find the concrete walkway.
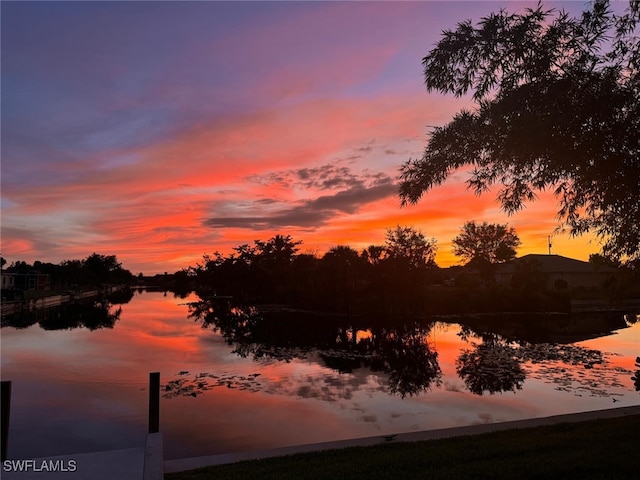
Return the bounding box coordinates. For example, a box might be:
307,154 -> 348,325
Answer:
2,433 -> 162,480
164,404 -> 640,474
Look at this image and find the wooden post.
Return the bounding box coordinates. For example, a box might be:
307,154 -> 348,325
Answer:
148,372 -> 160,433
1,381 -> 11,461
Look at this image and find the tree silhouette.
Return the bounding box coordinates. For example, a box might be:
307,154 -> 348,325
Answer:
452,221 -> 520,266
384,225 -> 437,270
3,254 -> 133,289
452,221 -> 520,284
191,235 -> 304,301
83,253 -> 128,285
361,245 -> 387,266
399,0 -> 640,266
255,234 -> 302,268
320,246 -> 365,313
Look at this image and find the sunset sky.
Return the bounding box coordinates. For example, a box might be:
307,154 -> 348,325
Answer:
1,1 -> 613,275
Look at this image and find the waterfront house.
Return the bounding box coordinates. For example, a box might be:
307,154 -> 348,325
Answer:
1,272 -> 16,290
1,271 -> 51,291
494,254 -> 618,290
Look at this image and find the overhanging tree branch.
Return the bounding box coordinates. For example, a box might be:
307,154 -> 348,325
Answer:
400,0 -> 640,265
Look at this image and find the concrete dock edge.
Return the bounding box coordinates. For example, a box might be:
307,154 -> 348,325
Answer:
143,432 -> 163,480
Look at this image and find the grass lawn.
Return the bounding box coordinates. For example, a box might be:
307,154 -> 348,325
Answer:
166,413 -> 639,480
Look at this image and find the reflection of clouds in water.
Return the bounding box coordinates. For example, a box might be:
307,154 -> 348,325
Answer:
269,370 -> 387,403
453,332 -> 636,398
183,304 -> 637,408
257,368 -> 403,431
477,413 -> 493,423
161,358 -> 391,407
443,381 -> 465,393
525,363 -> 633,398
233,344 -> 312,363
199,338 -> 634,403
360,414 -> 378,423
517,343 -> 634,398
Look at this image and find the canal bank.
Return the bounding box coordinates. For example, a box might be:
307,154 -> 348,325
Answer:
163,404 -> 640,474
0,286 -> 123,316
2,406 -> 638,479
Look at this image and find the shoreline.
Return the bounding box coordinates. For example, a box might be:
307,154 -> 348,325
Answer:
0,286 -> 125,316
163,404 -> 640,474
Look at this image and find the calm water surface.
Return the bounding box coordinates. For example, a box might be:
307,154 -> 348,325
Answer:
1,290 -> 638,460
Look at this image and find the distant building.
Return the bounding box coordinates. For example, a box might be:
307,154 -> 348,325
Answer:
0,271 -> 51,291
495,254 -> 618,290
1,272 -> 16,290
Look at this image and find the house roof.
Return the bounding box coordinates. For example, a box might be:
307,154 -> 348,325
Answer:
498,254 -> 618,274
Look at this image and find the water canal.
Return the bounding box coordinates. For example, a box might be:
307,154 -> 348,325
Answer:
1,289 -> 638,460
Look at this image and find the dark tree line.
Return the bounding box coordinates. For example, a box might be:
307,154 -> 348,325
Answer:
188,228 -> 441,317
183,218 -> 634,315
2,253 -> 134,290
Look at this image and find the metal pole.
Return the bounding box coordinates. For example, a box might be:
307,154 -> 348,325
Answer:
148,372 -> 160,433
1,381 -> 11,461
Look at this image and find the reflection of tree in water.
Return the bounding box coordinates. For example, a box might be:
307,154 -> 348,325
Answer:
369,324 -> 442,398
456,325 -> 636,398
161,367 -> 387,407
516,344 -> 634,399
188,299 -> 636,400
40,298 -> 122,330
107,287 -> 135,305
187,299 -> 441,398
1,297 -> 122,331
456,340 -> 525,395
